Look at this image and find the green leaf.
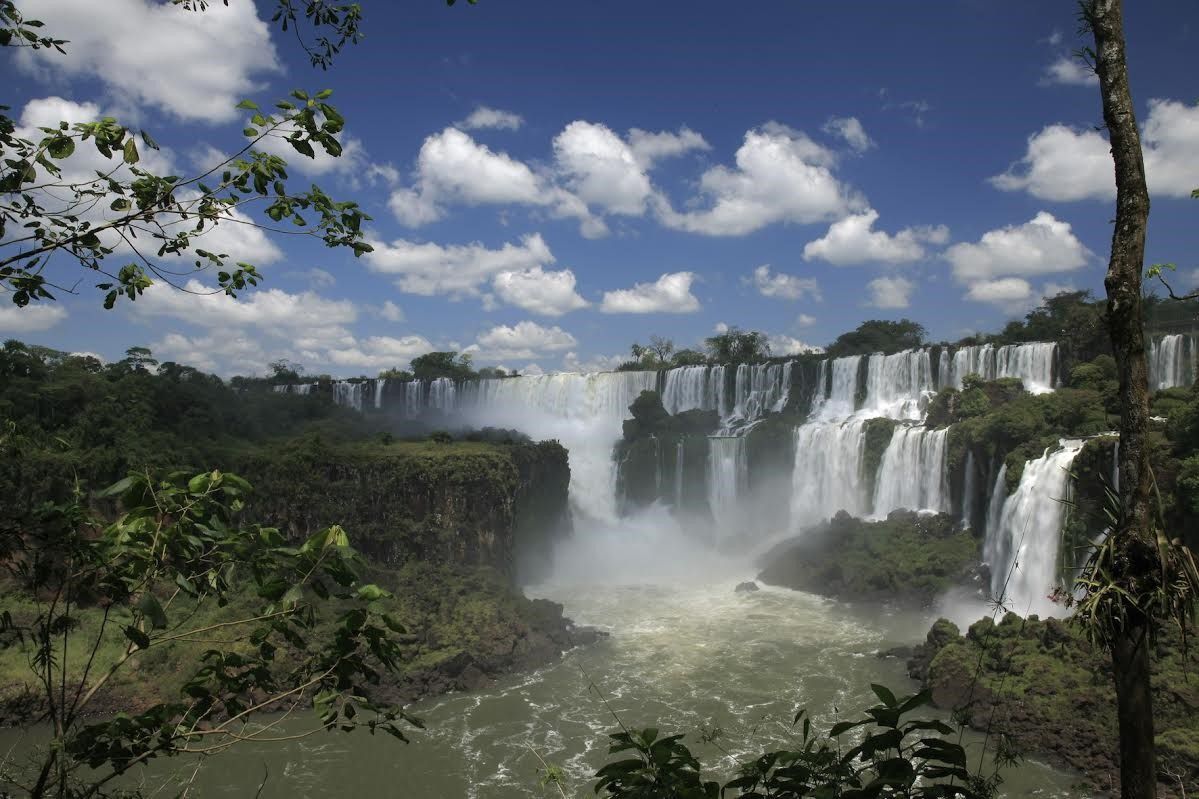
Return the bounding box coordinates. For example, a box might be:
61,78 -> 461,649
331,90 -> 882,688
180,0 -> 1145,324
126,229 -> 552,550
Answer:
356,584 -> 390,602
122,138 -> 138,165
123,625 -> 150,650
236,99 -> 260,111
47,136 -> 74,159
870,684 -> 898,708
100,475 -> 137,497
137,593 -> 168,629
243,127 -> 259,138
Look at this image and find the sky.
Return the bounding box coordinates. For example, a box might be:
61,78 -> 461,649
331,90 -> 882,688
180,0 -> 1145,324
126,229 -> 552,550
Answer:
4,0 -> 1198,377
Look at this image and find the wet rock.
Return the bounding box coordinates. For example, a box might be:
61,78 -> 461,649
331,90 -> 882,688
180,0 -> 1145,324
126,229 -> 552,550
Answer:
735,581 -> 760,593
569,625 -> 609,646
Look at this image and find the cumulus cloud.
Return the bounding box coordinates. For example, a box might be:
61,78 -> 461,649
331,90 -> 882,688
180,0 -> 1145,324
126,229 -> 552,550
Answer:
467,321 -> 578,360
746,265 -> 821,301
363,233 -> 554,297
492,266 -> 589,316
964,278 -> 1034,312
655,123 -> 861,236
626,126 -> 710,168
562,351 -> 627,372
377,300 -> 405,322
600,272 -> 701,314
803,209 -> 948,265
944,212 -> 1092,282
553,121 -> 653,216
1040,55 -> 1097,87
324,335 -> 435,370
17,0 -> 279,122
458,106 -> 524,131
795,313 -> 817,328
0,304 -> 68,333
387,127 -> 602,236
991,99 -> 1199,200
768,334 -> 823,355
866,276 -> 914,309
135,280 -> 356,337
822,116 -> 874,152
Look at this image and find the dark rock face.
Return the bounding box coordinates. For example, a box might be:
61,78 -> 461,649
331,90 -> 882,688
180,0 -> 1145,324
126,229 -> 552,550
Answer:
237,440 -> 571,581
734,581 -> 760,593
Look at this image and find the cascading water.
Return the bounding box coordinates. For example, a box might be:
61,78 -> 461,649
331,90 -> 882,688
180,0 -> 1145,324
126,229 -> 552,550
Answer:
948,342 -> 1057,394
332,381 -> 364,411
707,435 -> 748,540
457,371 -> 657,521
790,419 -> 871,526
661,365 -> 726,415
871,425 -> 950,516
374,378 -> 386,409
984,440 -> 1083,617
863,350 -> 934,420
961,451 -> 976,528
273,383 -> 314,395
1148,333 -> 1196,390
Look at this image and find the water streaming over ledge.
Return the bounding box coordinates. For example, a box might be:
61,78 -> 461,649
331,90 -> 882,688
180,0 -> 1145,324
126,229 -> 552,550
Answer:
1148,333 -> 1197,390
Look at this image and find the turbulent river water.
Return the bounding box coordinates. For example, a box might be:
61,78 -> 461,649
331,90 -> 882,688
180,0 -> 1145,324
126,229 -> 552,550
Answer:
61,524 -> 1089,799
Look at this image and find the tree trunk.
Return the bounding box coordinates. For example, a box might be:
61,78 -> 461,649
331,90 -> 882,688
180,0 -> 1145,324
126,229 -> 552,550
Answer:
1086,1 -> 1157,798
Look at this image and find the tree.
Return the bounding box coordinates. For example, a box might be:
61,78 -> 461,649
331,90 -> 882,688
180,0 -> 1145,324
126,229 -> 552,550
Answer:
670,349 -> 708,367
1071,4 -> 1198,798
647,335 -> 675,363
118,346 -> 157,372
0,2 -> 376,312
269,358 -> 304,383
378,367 -> 414,380
0,470 -> 416,797
409,351 -> 476,381
704,327 -> 770,363
826,319 -> 926,358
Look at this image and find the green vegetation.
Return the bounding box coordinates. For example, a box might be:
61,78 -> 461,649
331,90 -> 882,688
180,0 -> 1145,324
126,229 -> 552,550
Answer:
757,511 -> 980,604
826,319 -> 927,358
593,685 -> 1004,798
861,418 -> 898,487
912,614 -> 1197,795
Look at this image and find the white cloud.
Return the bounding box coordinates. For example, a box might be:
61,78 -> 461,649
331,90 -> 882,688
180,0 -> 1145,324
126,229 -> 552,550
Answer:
324,335 -> 435,370
626,126 -> 710,168
492,266 -> 589,316
655,123 -> 860,236
468,321 -> 578,360
293,268 -> 336,290
768,334 -> 823,355
746,265 -> 821,301
459,106 -> 524,131
562,351 -> 627,372
866,276 -> 914,309
553,121 -> 653,216
714,322 -> 729,333
387,127 -> 601,235
600,272 -> 701,314
0,304 -> 68,333
964,278 -> 1034,309
991,99 -> 1199,200
363,233 -> 554,297
945,212 -> 1092,282
795,313 -> 817,328
17,0 -> 279,122
378,300 -> 405,322
520,363 -> 545,376
803,209 -> 948,265
822,116 -> 874,152
1040,55 -> 1097,87
135,279 -> 356,341
152,331 -> 269,374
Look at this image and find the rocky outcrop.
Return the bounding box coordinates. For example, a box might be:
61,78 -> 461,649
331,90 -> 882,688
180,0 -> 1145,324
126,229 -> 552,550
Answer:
756,510 -> 981,605
909,613 -> 1198,797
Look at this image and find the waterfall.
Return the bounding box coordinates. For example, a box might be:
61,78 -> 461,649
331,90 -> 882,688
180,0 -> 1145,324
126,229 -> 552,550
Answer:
332,381 -> 364,411
707,435 -> 748,539
961,451 -> 976,528
862,350 -> 935,420
674,440 -> 685,508
871,425 -> 950,516
812,355 -> 862,419
458,371 -> 658,521
273,383 -> 313,395
948,342 -> 1057,394
790,419 -> 871,527
374,378 -> 386,409
984,440 -> 1084,617
982,463 -> 1008,569
428,377 -> 457,412
1148,334 -> 1196,390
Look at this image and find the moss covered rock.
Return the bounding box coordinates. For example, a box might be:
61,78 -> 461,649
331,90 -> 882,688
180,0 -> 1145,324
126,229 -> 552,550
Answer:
756,510 -> 980,604
915,613 -> 1198,796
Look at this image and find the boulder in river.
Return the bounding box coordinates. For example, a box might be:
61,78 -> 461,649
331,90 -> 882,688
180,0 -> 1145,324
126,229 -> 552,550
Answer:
735,581 -> 760,593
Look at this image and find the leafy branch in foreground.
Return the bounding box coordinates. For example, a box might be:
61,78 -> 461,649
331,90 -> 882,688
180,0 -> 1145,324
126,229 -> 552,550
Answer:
594,685 -> 1009,799
0,469 -> 416,798
0,86 -> 371,309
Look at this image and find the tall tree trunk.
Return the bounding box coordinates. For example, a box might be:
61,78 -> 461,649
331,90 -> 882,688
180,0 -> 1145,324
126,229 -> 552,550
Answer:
1086,1 -> 1157,797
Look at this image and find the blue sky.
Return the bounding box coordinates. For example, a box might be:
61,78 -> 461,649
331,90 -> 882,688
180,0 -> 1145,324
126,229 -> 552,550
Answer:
4,0 -> 1198,376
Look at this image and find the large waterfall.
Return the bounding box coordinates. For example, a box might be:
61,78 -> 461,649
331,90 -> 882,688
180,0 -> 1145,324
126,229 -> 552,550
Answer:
983,440 -> 1084,618
278,341 -> 1074,588
1148,333 -> 1196,390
